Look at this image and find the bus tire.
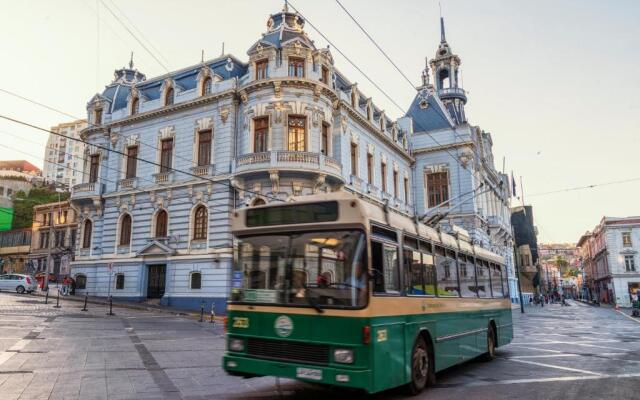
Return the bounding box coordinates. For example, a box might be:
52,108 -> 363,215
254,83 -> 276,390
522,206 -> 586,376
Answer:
406,334 -> 432,395
480,323 -> 496,362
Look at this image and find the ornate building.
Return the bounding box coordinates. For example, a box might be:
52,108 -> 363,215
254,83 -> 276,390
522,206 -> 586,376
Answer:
70,6 -> 412,310
70,5 -> 516,309
406,18 -> 518,302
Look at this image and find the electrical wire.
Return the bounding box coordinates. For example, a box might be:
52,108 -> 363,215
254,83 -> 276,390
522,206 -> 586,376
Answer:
98,0 -> 170,73
528,176 -> 640,197
0,114 -> 281,203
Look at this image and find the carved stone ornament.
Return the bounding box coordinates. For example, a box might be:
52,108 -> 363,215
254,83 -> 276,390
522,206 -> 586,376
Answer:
110,132 -> 120,148
340,115 -> 348,134
219,107 -> 230,124
293,41 -> 302,55
292,182 -> 302,196
225,57 -> 234,72
367,143 -> 375,155
273,81 -> 282,98
313,84 -> 321,101
239,90 -> 248,103
350,130 -> 359,144
159,126 -> 175,140
269,169 -> 280,194
256,43 -> 264,56
313,174 -> 326,194
195,117 -> 213,131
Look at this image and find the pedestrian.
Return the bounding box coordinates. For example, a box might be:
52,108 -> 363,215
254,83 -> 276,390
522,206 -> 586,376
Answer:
61,276 -> 70,296
70,276 -> 76,296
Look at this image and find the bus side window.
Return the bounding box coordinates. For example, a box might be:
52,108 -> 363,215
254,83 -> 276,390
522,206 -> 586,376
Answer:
371,241 -> 400,294
501,263 -> 510,298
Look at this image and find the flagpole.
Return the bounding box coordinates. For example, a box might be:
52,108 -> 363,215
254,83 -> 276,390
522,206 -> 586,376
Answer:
520,176 -> 525,206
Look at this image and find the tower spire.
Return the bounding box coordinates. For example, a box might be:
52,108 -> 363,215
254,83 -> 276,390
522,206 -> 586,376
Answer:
440,17 -> 446,43
129,52 -> 134,69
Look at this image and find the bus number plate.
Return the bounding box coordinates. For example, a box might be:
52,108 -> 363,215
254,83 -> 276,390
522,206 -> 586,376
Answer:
232,317 -> 249,328
296,367 -> 322,381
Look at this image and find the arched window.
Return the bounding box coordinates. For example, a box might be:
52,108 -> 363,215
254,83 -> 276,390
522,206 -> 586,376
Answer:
82,220 -> 92,249
202,76 -> 212,96
252,198 -> 266,206
190,272 -> 202,289
193,205 -> 208,240
165,87 -> 174,106
119,214 -> 132,246
155,209 -> 168,237
438,69 -> 450,89
131,96 -> 139,115
75,274 -> 87,289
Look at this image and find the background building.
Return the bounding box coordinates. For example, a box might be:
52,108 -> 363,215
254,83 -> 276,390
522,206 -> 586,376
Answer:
539,243 -> 581,298
28,200 -> 77,279
0,160 -> 42,231
577,216 -> 640,307
43,120 -> 87,187
0,228 -> 32,274
511,205 -> 539,302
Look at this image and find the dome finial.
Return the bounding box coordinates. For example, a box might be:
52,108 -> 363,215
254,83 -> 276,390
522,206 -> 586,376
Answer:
283,0 -> 289,13
129,52 -> 134,69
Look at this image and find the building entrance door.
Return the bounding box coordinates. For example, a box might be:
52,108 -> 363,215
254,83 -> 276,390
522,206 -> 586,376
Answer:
147,264 -> 166,299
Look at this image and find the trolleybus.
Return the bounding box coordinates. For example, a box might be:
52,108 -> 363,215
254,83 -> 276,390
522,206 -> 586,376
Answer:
223,193 -> 513,394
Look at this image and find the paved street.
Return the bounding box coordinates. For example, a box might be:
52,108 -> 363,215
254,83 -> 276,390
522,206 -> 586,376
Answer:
0,293 -> 639,400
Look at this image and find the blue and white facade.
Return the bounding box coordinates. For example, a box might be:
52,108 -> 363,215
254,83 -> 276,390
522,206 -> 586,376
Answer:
70,6 -> 516,310
406,19 -> 518,303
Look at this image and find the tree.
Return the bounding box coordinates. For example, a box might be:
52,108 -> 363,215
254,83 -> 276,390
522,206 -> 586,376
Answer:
11,186 -> 69,229
553,255 -> 569,275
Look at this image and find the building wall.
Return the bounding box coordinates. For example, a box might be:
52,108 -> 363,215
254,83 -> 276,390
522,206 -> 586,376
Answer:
43,120 -> 87,187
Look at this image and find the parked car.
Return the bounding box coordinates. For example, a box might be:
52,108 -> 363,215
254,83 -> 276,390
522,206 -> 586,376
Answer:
0,274 -> 38,294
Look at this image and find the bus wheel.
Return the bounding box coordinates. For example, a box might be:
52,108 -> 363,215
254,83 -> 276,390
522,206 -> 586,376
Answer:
406,335 -> 431,395
481,324 -> 496,361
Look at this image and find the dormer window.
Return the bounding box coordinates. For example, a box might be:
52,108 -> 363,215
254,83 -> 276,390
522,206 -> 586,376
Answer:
94,108 -> 103,125
165,87 -> 174,106
256,59 -> 268,80
288,57 -> 305,78
202,76 -> 212,96
131,96 -> 139,115
320,65 -> 329,84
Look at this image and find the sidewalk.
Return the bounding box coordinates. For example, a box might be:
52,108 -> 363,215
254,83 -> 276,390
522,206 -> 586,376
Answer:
31,285 -> 220,320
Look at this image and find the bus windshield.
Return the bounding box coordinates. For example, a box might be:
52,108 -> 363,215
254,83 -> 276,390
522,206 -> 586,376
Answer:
231,230 -> 367,309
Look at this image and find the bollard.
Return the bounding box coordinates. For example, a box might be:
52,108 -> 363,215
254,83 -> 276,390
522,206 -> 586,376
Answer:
53,289 -> 61,308
107,295 -> 114,316
81,293 -> 88,312
44,289 -> 49,305
210,303 -> 216,324
199,301 -> 205,323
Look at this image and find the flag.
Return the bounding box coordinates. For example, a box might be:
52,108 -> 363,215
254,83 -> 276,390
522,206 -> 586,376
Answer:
511,171 -> 517,196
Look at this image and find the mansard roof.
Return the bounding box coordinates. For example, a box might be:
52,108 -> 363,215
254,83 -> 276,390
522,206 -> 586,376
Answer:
97,55 -> 247,113
247,6 -> 315,55
406,89 -> 454,132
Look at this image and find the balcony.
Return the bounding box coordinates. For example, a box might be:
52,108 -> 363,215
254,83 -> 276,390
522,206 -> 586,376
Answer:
70,181 -> 104,201
118,177 -> 138,191
153,171 -> 174,184
190,164 -> 216,177
437,87 -> 467,102
234,151 -> 343,180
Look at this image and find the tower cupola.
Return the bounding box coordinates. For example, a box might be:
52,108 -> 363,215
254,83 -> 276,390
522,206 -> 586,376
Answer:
429,17 -> 467,124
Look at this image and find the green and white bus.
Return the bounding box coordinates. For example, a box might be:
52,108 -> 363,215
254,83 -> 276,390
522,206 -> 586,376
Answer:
224,193 -> 513,394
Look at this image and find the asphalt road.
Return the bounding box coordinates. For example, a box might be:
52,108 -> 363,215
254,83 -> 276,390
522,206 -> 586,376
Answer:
0,292 -> 639,400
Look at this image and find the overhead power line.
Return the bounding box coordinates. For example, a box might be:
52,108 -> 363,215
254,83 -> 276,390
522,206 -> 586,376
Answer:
287,1 -> 473,176
98,0 -> 170,73
0,114 -> 281,203
528,176 -> 640,198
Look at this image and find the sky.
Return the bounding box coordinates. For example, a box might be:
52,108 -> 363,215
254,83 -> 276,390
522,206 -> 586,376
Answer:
0,0 -> 639,243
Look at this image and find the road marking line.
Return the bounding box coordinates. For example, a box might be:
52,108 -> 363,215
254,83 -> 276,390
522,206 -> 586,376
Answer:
509,345 -> 565,353
8,339 -> 29,352
617,310 -> 640,324
439,372 -> 640,388
509,354 -> 580,359
0,352 -> 16,366
570,343 -> 629,352
504,358 -> 604,376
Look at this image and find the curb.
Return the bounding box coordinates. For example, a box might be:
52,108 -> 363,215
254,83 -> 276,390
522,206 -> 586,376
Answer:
29,291 -> 224,321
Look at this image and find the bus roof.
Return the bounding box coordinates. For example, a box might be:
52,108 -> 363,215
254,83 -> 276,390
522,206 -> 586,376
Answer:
232,192 -> 505,264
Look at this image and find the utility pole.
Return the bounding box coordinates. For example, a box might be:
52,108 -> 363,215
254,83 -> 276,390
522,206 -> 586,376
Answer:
514,244 -> 525,313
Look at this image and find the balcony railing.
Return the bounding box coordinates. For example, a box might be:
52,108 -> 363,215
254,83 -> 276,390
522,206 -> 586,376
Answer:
71,181 -> 104,199
190,164 -> 216,177
235,151 -> 342,176
118,177 -> 138,190
438,87 -> 467,99
153,171 -> 174,184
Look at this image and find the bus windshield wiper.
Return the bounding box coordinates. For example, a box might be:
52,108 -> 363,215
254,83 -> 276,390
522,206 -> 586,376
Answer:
304,288 -> 324,314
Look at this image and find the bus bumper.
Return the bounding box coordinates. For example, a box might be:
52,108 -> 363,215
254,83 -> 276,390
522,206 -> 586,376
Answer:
223,354 -> 372,391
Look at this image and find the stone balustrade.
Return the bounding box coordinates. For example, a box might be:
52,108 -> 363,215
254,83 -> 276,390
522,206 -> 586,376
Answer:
235,151 -> 342,176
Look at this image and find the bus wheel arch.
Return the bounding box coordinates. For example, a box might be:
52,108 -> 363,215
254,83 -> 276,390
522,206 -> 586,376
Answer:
481,320 -> 497,361
406,329 -> 436,395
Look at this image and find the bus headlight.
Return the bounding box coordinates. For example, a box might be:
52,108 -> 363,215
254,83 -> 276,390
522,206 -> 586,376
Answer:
334,349 -> 354,364
229,338 -> 245,352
